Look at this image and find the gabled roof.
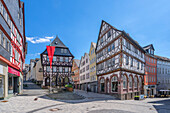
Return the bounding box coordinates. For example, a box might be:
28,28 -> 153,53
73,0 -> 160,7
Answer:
91,42 -> 96,48
74,59 -> 80,67
96,20 -> 145,53
122,31 -> 145,52
154,55 -> 170,62
143,44 -> 155,51
50,36 -> 67,48
41,36 -> 74,57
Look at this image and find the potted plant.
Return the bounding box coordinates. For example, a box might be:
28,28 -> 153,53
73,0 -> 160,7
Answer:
134,96 -> 140,100
65,84 -> 73,92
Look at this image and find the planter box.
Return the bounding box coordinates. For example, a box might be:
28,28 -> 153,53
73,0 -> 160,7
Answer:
134,97 -> 140,100
66,87 -> 73,92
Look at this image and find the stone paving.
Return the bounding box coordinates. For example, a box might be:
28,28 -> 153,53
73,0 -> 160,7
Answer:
0,82 -> 169,113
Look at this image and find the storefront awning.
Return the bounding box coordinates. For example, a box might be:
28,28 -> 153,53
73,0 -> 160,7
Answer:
8,66 -> 20,77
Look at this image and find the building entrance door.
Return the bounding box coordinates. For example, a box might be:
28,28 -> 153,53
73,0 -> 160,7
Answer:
13,77 -> 19,94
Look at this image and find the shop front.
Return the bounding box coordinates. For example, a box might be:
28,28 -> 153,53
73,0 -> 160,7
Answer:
8,66 -> 21,95
144,85 -> 157,97
0,61 -> 8,99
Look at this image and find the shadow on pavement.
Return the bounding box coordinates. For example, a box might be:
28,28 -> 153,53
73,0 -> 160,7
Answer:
38,93 -> 117,104
26,103 -> 63,113
148,98 -> 170,113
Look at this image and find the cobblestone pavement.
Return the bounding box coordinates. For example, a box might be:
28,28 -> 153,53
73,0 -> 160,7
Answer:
0,82 -> 169,113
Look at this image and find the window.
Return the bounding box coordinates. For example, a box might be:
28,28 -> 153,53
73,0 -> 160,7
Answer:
60,57 -> 63,62
126,55 -> 129,65
129,76 -> 132,88
137,62 -> 139,69
65,67 -> 68,72
3,36 -> 5,48
139,77 -> 142,87
65,57 -> 68,62
86,58 -> 88,63
108,45 -> 111,52
107,31 -> 111,38
53,56 -> 56,61
59,67 -> 62,72
131,58 -> 133,67
134,76 -> 137,88
47,56 -> 49,61
47,66 -> 50,72
61,49 -> 64,53
111,43 -> 115,50
123,75 -> 127,89
64,49 -> 67,53
53,66 -> 56,72
6,41 -> 9,51
111,76 -> 118,92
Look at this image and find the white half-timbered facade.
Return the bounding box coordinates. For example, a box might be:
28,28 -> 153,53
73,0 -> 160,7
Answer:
41,36 -> 74,87
96,20 -> 145,100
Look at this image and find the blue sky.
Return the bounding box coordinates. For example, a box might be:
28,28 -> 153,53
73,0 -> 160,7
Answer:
23,0 -> 170,64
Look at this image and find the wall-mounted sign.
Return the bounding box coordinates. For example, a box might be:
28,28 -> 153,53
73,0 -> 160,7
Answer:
8,66 -> 20,76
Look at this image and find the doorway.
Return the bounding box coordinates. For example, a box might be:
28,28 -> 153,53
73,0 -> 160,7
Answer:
13,77 -> 19,94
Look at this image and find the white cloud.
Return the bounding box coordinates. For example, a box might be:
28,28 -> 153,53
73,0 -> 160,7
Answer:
26,36 -> 54,44
27,53 -> 40,57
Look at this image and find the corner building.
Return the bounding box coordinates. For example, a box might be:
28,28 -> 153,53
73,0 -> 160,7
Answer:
96,20 -> 145,100
0,0 -> 26,99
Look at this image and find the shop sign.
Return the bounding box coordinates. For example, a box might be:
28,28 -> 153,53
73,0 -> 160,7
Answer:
8,66 -> 20,76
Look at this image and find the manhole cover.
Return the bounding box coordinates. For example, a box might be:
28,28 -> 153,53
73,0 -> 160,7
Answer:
49,108 -> 61,111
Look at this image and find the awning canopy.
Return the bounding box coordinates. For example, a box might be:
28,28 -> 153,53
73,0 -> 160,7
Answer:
159,90 -> 170,92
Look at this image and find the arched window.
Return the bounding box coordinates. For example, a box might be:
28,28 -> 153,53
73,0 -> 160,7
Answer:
139,77 -> 142,88
111,76 -> 118,92
123,75 -> 127,89
129,76 -> 132,88
100,78 -> 105,92
134,76 -> 138,88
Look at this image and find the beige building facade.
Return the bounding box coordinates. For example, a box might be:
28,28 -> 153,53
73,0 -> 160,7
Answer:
89,42 -> 97,92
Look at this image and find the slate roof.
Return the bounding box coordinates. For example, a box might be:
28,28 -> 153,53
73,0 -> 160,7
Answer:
154,55 -> 170,62
96,20 -> 145,53
50,36 -> 66,48
41,36 -> 74,57
143,44 -> 155,51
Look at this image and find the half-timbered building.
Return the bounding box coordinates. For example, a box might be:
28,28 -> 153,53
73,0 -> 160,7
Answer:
41,36 -> 74,87
96,20 -> 145,100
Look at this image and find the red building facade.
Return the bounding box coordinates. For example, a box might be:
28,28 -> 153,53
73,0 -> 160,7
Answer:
143,44 -> 157,97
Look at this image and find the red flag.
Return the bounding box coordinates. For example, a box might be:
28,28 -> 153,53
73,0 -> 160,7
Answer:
46,46 -> 55,69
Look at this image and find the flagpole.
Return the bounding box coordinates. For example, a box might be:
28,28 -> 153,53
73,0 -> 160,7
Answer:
50,40 -> 51,94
